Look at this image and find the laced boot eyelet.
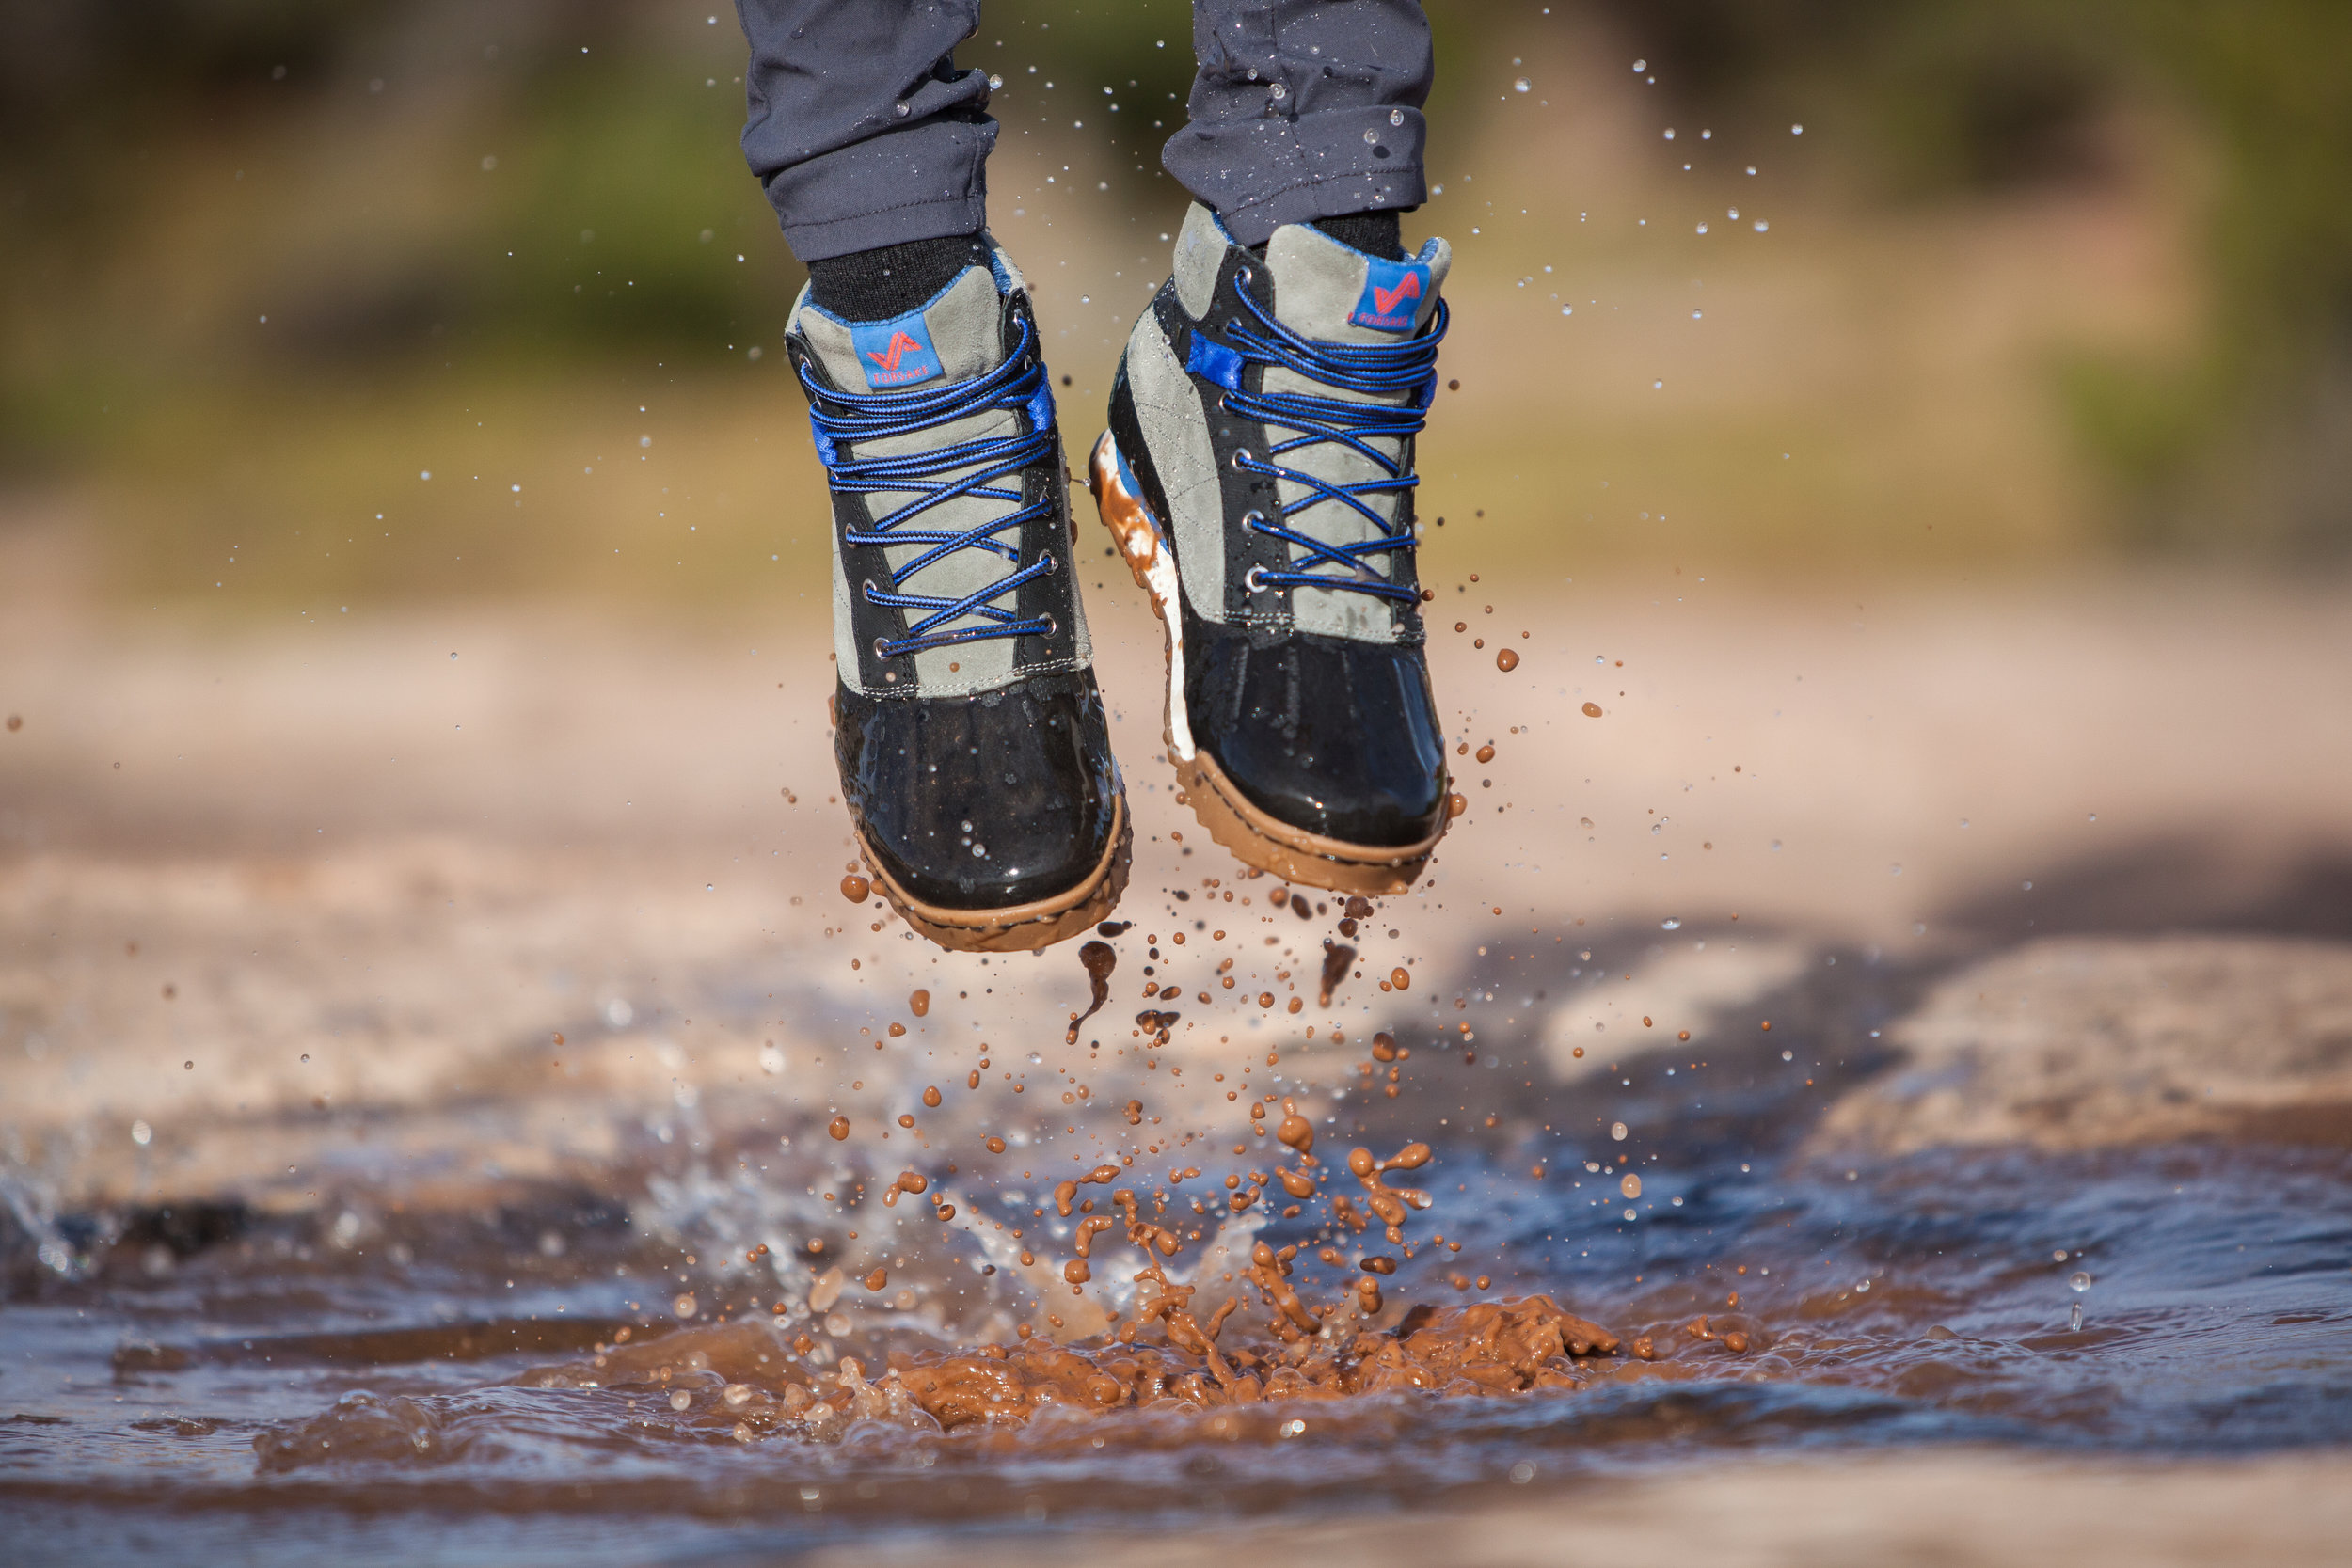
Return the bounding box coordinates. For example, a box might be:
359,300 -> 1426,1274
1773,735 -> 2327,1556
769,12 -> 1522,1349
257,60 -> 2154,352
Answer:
1244,565 -> 1273,594
872,636 -> 894,659
1041,552 -> 1059,574
1230,449 -> 1253,470
1241,509 -> 1267,533
1039,614 -> 1059,638
860,578 -> 880,601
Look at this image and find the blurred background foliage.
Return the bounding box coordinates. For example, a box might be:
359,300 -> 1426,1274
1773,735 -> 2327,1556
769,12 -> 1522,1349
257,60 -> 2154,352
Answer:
1,0 -> 2347,608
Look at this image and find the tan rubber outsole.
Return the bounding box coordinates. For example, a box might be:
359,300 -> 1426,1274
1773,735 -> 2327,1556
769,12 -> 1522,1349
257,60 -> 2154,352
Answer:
1086,429 -> 1446,896
855,793 -> 1131,954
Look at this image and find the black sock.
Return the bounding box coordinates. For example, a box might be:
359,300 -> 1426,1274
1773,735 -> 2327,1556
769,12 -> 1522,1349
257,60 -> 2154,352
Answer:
806,231 -> 987,322
1311,210 -> 1406,261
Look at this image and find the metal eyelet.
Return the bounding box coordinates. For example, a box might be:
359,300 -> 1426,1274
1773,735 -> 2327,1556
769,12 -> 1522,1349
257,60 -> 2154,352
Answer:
1041,551 -> 1059,574
1040,614 -> 1059,638
1230,448 -> 1253,470
1215,393 -> 1229,413
873,636 -> 893,659
860,578 -> 880,601
1241,509 -> 1267,532
1244,565 -> 1270,593
1235,265 -> 1254,288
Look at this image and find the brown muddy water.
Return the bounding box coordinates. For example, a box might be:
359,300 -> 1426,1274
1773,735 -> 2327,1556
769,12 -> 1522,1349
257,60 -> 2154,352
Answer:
5,579 -> 2352,1563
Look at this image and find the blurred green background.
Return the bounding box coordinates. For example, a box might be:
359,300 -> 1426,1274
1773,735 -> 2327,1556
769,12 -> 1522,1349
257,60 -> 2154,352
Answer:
2,0 -> 2347,611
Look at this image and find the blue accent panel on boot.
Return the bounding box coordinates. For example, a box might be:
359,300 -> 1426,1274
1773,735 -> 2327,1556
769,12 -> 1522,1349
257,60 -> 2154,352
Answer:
849,309 -> 945,389
1348,257 -> 1432,334
1026,378 -> 1057,436
1185,330 -> 1244,391
809,415 -> 838,469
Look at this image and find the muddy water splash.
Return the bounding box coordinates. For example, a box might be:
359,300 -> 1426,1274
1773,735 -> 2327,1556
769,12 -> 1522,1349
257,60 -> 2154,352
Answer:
6,890 -> 2352,1564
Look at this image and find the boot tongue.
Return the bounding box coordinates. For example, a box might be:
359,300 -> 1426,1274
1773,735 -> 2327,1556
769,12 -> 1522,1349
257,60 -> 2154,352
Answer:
1261,223 -> 1451,345
796,263 -> 1008,392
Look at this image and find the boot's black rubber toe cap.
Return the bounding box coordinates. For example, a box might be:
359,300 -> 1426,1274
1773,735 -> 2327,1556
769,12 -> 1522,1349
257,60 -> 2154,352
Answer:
1183,609 -> 1448,847
835,672 -> 1120,911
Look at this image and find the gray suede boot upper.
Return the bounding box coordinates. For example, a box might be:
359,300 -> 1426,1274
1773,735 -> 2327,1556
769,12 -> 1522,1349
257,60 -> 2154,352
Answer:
787,243 -> 1092,700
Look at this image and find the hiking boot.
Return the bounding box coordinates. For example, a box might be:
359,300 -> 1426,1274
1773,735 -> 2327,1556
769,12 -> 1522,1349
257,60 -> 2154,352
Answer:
1089,203 -> 1453,895
787,241 -> 1127,950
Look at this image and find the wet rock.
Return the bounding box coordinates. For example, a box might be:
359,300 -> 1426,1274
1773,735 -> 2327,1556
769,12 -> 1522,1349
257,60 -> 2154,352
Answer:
1814,936 -> 2352,1155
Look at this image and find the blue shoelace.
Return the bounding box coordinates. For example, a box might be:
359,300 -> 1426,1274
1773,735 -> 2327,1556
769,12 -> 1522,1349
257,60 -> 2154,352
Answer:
1188,275 -> 1449,602
801,315 -> 1059,659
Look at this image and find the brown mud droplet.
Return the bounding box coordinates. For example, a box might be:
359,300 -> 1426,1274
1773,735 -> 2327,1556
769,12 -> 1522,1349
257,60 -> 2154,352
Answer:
1475,744 -> 1496,763
1318,943 -> 1357,1006
827,1116 -> 850,1141
1446,792 -> 1468,819
1620,1173 -> 1643,1198
864,1268 -> 887,1291
909,989 -> 930,1018
1390,967 -> 1411,990
1496,648 -> 1520,672
1066,940 -> 1117,1043
1063,1259 -> 1091,1285
839,874 -> 870,902
985,1136 -> 1006,1154
1277,1115 -> 1314,1152
1581,702 -> 1603,718
921,1085 -> 942,1108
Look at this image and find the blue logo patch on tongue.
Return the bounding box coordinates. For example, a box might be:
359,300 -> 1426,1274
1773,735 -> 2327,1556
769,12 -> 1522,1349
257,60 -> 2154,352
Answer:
1348,257 -> 1431,334
850,308 -> 944,389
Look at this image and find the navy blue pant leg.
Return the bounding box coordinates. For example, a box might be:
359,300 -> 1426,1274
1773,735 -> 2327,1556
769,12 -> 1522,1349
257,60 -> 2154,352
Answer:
734,0 -> 995,262
1163,0 -> 1433,245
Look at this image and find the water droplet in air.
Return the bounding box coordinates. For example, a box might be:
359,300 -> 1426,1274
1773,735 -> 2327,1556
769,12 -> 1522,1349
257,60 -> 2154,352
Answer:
2069,1271 -> 2092,1292
1611,1121 -> 1628,1141
1514,78 -> 1530,93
